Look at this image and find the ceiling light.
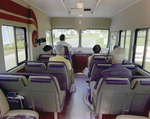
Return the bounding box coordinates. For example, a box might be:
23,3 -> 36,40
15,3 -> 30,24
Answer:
78,14 -> 82,17
76,2 -> 84,9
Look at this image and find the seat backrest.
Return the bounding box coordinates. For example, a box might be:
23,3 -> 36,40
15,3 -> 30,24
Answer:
0,74 -> 28,108
47,61 -> 70,90
90,63 -> 137,83
94,77 -> 130,115
25,62 -> 46,73
38,54 -> 56,61
89,55 -> 112,77
64,46 -> 70,56
26,75 -> 65,112
0,89 -> 9,118
130,78 -> 150,116
122,63 -> 138,75
90,63 -> 111,83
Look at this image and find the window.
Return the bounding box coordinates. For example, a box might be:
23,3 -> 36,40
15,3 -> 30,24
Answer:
133,29 -> 150,72
119,30 -> 131,60
2,25 -> 27,71
145,36 -> 150,72
52,29 -> 78,47
82,30 -> 109,48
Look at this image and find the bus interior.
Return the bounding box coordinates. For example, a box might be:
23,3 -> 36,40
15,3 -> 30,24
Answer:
0,0 -> 150,119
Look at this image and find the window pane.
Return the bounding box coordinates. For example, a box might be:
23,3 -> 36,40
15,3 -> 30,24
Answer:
120,31 -> 125,48
46,32 -> 50,45
125,30 -> 131,60
16,28 -> 26,63
135,30 -> 146,65
145,32 -> 150,72
52,29 -> 78,47
111,36 -> 116,51
2,26 -> 17,70
46,31 -> 52,45
82,30 -> 108,48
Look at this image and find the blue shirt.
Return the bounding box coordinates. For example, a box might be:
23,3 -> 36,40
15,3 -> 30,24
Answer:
94,64 -> 132,89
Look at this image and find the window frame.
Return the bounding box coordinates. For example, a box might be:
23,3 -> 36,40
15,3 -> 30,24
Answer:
133,28 -> 149,70
52,28 -> 79,47
119,30 -> 131,60
2,25 -> 28,71
52,28 -> 110,48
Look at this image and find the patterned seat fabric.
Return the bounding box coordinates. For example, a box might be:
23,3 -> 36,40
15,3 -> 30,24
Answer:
3,115 -> 37,119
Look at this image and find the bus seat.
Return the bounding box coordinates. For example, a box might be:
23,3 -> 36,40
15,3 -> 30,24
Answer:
129,78 -> 150,115
89,55 -> 112,77
38,54 -> 56,61
0,75 -> 28,108
122,64 -> 138,75
93,77 -> 130,116
64,46 -> 70,57
25,62 -> 46,73
26,75 -> 66,119
90,63 -> 111,83
90,63 -> 137,84
47,61 -> 71,91
0,89 -> 39,119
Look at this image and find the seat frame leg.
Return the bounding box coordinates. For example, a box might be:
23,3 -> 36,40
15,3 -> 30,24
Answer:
54,112 -> 57,119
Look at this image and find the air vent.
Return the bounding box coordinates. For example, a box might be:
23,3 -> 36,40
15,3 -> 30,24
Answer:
84,9 -> 91,11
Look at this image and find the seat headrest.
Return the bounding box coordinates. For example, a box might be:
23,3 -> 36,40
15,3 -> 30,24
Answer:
97,64 -> 111,68
48,62 -> 64,68
0,75 -> 28,86
106,78 -> 129,85
27,62 -> 45,67
131,78 -> 150,89
29,76 -> 51,83
123,65 -> 135,69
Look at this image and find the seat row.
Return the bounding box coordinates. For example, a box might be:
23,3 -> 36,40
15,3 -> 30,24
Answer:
25,61 -> 71,91
89,62 -> 138,84
93,76 -> 150,117
89,55 -> 112,77
0,73 -> 66,119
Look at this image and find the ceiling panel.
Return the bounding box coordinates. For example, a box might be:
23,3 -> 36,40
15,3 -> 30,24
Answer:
24,0 -> 141,18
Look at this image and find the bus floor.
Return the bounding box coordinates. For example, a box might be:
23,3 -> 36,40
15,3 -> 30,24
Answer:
39,73 -> 117,119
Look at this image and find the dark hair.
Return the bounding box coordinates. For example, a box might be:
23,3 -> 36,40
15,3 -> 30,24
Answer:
93,45 -> 101,53
43,45 -> 52,52
113,45 -> 119,50
60,34 -> 65,41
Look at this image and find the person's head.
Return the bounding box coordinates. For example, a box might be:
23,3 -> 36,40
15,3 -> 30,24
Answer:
43,45 -> 52,54
60,34 -> 65,41
113,45 -> 119,50
112,47 -> 126,64
55,45 -> 65,56
93,45 -> 101,53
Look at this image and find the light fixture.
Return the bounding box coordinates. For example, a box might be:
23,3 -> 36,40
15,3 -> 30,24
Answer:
76,2 -> 84,9
78,14 -> 82,17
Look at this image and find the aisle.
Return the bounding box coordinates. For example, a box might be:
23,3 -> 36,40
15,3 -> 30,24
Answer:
65,73 -> 95,119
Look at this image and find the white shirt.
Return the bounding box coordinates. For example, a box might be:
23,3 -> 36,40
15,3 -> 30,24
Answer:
55,41 -> 73,53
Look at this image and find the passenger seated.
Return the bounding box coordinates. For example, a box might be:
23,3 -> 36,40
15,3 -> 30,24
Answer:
87,44 -> 101,68
49,45 -> 76,93
85,47 -> 132,110
43,45 -> 53,54
54,34 -> 73,54
84,44 -> 101,80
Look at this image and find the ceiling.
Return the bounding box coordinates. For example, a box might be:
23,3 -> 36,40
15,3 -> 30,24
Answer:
24,0 -> 141,18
